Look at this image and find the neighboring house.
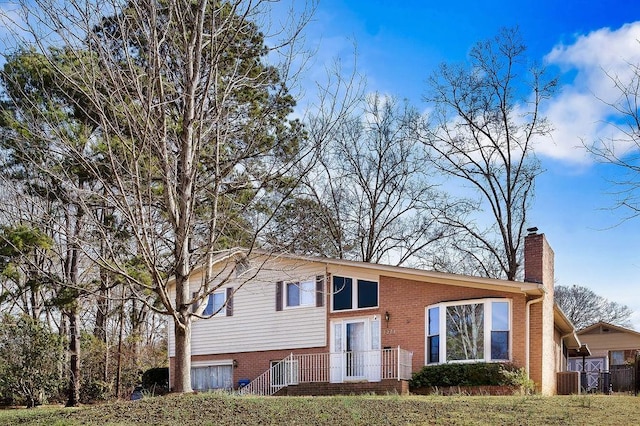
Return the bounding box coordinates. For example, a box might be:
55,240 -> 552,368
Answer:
167,231 -> 582,396
568,322 -> 640,392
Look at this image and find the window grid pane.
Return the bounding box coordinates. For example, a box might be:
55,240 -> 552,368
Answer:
491,331 -> 509,360
428,335 -> 439,363
428,307 -> 439,335
286,283 -> 300,307
333,276 -> 353,310
203,295 -> 214,316
427,307 -> 440,363
357,279 -> 378,308
492,302 -> 509,331
371,320 -> 380,350
300,280 -> 315,306
213,292 -> 224,315
446,303 -> 484,361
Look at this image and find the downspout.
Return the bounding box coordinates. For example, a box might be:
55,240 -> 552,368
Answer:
525,295 -> 544,378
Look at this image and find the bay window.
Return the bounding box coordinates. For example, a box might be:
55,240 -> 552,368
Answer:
426,299 -> 510,364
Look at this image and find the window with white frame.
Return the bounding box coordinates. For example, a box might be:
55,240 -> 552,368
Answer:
427,306 -> 440,364
332,276 -> 378,311
203,290 -> 226,316
285,280 -> 315,308
191,363 -> 233,390
426,299 -> 510,364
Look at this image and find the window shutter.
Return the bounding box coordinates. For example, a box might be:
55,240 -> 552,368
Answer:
276,281 -> 283,311
226,288 -> 234,316
316,275 -> 324,307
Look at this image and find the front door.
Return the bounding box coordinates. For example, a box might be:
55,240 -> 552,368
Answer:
330,317 -> 380,383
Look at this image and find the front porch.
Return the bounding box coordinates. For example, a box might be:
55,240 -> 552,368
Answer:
240,347 -> 413,396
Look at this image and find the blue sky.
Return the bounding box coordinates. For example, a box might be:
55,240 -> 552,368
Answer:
303,0 -> 640,329
1,1 -> 639,329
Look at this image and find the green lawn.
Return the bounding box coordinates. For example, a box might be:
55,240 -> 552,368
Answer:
1,393 -> 639,425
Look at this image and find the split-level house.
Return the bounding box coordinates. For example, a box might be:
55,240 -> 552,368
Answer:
167,231 -> 582,395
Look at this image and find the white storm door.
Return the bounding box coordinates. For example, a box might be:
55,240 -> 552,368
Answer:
345,320 -> 366,379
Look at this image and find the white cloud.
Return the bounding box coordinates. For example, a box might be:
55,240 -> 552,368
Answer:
538,22 -> 640,164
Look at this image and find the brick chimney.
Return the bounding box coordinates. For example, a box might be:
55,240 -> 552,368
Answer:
523,227 -> 556,395
524,227 -> 554,289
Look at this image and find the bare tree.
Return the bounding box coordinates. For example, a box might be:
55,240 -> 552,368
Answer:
422,27 -> 556,280
587,60 -> 640,220
286,91 -> 447,265
1,0 -> 314,394
555,284 -> 633,330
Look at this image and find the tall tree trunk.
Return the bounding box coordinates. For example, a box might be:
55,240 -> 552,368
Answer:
130,298 -> 148,371
66,309 -> 81,407
94,268 -> 109,382
115,299 -> 125,399
65,185 -> 84,407
173,311 -> 192,393
94,269 -> 109,341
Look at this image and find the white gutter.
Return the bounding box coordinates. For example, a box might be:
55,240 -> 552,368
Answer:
525,295 -> 545,378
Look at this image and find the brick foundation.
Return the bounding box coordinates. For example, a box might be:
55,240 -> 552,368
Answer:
278,379 -> 409,396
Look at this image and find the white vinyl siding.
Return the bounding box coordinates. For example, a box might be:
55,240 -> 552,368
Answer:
167,260 -> 326,356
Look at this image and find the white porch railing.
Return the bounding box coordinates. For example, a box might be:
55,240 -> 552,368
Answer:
239,346 -> 413,396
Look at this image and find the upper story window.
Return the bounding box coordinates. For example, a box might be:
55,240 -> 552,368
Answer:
276,276 -> 324,311
426,298 -> 510,364
332,276 -> 378,311
286,280 -> 315,308
196,288 -> 233,317
204,290 -> 227,316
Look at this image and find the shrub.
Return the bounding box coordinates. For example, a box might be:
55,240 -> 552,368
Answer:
500,366 -> 535,394
142,367 -> 169,395
0,314 -> 65,407
81,380 -> 112,404
410,362 -> 525,388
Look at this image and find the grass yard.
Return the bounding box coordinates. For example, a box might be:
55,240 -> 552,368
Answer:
1,393 -> 639,425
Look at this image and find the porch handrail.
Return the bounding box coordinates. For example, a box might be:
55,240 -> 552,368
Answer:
239,353 -> 295,396
239,347 -> 413,396
397,346 -> 413,380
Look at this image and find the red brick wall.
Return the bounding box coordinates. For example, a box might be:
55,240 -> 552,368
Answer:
169,346 -> 328,391
281,379 -> 409,396
528,301 -> 543,390
330,275 -> 529,373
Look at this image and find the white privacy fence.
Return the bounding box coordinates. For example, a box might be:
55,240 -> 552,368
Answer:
240,346 -> 413,396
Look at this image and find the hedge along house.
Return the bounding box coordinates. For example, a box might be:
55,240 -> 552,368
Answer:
166,230 -> 582,396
